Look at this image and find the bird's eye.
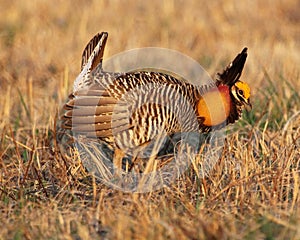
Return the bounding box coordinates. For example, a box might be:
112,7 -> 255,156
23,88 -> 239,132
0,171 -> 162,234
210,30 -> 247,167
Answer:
238,89 -> 244,96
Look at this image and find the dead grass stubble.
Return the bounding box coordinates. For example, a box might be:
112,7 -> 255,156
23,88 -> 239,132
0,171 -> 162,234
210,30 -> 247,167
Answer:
1,0 -> 300,239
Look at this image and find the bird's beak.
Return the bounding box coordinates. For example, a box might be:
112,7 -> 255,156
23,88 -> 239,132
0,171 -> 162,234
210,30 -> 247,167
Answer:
244,99 -> 252,111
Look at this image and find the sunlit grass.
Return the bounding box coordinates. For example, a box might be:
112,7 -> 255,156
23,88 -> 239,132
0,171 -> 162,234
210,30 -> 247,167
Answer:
0,0 -> 299,239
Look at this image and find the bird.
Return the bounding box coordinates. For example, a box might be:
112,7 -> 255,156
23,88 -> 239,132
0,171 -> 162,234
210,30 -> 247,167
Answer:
60,32 -> 251,171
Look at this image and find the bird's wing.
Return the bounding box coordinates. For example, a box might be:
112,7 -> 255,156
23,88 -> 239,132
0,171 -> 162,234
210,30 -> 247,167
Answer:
62,82 -> 132,138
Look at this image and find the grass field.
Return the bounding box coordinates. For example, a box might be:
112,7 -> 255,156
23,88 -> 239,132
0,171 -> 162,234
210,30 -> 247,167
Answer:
0,0 -> 299,239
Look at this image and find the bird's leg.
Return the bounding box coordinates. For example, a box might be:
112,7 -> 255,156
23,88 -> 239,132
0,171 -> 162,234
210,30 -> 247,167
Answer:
113,147 -> 126,174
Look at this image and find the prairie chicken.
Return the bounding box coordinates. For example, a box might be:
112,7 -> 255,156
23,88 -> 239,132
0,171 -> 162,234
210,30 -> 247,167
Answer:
60,32 -> 251,169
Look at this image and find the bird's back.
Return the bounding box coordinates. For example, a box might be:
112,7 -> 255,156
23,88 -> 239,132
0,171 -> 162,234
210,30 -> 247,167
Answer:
63,70 -> 204,153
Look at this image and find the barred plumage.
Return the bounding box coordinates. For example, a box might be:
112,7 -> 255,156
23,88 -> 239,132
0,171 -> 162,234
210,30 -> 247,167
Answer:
60,32 -> 251,163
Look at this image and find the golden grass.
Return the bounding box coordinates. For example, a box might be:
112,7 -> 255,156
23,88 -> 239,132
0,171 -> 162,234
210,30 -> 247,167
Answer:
0,0 -> 299,239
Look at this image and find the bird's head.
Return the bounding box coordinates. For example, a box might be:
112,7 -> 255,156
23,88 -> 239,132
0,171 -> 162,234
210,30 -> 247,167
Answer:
230,80 -> 252,111
196,47 -> 252,127
217,47 -> 252,113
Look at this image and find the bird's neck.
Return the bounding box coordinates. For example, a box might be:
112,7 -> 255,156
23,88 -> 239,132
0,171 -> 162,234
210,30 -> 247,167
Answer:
197,85 -> 232,126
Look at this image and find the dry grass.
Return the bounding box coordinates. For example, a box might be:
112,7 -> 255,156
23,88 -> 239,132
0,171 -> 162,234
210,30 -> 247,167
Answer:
0,0 -> 299,239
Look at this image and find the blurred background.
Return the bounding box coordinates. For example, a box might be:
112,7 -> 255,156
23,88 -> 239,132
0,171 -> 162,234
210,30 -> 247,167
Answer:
0,1 -> 299,238
0,0 -> 299,129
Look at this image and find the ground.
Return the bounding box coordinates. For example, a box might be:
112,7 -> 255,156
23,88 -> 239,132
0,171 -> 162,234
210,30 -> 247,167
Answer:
0,0 -> 299,239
